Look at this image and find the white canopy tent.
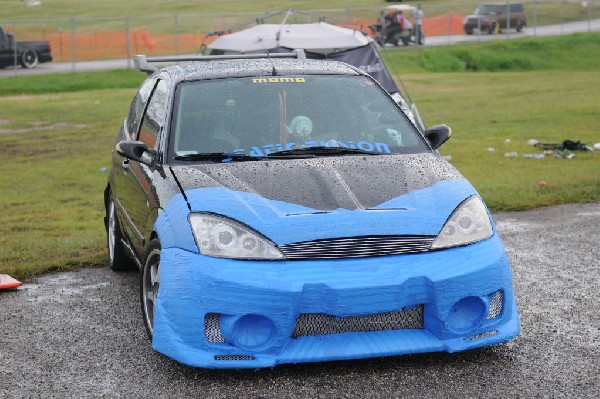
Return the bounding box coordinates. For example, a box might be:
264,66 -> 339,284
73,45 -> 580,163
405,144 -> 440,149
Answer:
208,22 -> 370,55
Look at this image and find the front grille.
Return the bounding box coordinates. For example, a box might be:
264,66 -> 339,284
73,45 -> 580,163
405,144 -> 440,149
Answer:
486,290 -> 503,320
292,305 -> 424,338
205,313 -> 225,343
279,235 -> 435,260
214,355 -> 255,361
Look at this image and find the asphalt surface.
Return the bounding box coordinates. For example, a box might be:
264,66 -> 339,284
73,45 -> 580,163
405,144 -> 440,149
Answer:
1,201 -> 599,398
1,19 -> 599,78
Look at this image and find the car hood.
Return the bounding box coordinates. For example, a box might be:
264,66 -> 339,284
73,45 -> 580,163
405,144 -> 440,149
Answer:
168,153 -> 478,244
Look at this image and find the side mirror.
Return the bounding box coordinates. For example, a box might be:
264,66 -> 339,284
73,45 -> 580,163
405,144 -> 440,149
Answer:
424,124 -> 452,150
116,140 -> 157,167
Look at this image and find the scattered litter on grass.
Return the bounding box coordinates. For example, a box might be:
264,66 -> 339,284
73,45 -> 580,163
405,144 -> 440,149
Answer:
505,139 -> 511,143
504,152 -> 518,158
528,139 -> 539,146
594,143 -> 600,150
538,181 -> 546,187
488,147 -> 495,153
100,167 -> 107,173
523,153 -> 544,159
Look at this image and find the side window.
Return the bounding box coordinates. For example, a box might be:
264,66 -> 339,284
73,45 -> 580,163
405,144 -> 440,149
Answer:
125,78 -> 156,138
138,79 -> 169,150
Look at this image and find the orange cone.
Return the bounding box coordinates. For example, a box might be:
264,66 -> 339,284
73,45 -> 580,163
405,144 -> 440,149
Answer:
0,274 -> 22,289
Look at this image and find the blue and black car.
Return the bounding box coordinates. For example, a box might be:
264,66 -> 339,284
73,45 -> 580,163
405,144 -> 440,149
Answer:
105,52 -> 519,369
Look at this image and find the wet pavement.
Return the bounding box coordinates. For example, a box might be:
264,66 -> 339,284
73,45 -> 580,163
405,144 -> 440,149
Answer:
1,202 -> 599,398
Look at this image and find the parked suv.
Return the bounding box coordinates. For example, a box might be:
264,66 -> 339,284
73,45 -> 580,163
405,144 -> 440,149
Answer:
463,3 -> 527,35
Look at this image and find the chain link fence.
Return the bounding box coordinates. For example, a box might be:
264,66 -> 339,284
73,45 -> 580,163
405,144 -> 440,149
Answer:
1,1 -> 599,69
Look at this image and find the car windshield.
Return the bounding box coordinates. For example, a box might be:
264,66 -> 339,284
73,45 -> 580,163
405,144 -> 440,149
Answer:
475,5 -> 497,15
169,74 -> 429,161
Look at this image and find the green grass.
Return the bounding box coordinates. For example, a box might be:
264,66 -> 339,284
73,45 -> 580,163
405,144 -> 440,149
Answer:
382,32 -> 600,73
0,89 -> 136,277
0,69 -> 143,96
1,33 -> 600,278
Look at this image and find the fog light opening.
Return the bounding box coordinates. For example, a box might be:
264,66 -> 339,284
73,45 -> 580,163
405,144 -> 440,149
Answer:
445,296 -> 487,334
229,314 -> 276,349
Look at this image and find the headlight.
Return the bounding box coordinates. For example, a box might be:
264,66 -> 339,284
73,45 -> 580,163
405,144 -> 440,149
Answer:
189,214 -> 285,260
431,196 -> 493,250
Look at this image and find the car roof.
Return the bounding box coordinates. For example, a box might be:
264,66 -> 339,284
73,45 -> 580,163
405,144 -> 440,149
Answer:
155,58 -> 363,84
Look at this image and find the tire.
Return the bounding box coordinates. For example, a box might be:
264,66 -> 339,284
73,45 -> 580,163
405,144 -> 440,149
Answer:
464,27 -> 473,35
488,21 -> 498,35
20,49 -> 39,69
516,21 -> 525,33
141,238 -> 161,339
107,197 -> 136,271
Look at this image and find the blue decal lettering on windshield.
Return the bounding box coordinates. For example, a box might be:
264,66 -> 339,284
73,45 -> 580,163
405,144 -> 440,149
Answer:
232,141 -> 390,156
249,146 -> 265,157
357,141 -> 375,152
262,144 -> 274,155
375,142 -> 391,153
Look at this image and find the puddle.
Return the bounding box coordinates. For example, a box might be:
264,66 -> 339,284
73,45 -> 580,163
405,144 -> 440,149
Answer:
22,272 -> 110,303
0,122 -> 89,135
495,220 -> 538,233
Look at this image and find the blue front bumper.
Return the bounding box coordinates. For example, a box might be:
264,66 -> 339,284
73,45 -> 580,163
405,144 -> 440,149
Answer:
152,235 -> 519,369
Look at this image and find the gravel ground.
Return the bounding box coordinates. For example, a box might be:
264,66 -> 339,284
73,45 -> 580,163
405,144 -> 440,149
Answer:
1,202 -> 599,398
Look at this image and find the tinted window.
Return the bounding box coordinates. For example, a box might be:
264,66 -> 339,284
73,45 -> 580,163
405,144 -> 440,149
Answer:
509,4 -> 523,13
138,79 -> 168,149
125,78 -> 156,138
169,75 -> 429,159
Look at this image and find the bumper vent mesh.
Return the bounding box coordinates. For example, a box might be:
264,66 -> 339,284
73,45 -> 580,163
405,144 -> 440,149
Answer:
279,235 -> 435,260
292,305 -> 424,338
205,313 -> 225,343
486,290 -> 504,320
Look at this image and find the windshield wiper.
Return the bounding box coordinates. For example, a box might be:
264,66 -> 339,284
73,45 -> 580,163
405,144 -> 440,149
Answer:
174,152 -> 265,162
268,146 -> 380,157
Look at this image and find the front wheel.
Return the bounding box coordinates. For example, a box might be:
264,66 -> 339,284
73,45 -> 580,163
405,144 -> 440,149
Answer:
141,238 -> 161,339
20,49 -> 39,69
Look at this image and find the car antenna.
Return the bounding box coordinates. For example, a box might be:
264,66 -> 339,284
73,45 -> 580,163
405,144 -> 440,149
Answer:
256,35 -> 278,76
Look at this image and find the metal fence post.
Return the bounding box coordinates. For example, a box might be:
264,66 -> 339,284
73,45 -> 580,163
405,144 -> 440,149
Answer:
174,14 -> 180,56
560,0 -> 564,35
507,1 -> 511,39
126,17 -> 131,69
588,0 -> 592,32
533,0 -> 538,37
70,17 -> 76,72
447,3 -> 452,45
12,24 -> 17,76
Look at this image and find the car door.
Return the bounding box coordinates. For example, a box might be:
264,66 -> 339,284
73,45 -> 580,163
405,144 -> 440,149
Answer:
116,78 -> 170,258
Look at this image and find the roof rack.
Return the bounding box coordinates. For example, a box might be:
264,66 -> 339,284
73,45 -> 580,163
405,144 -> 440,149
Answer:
133,49 -> 307,74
